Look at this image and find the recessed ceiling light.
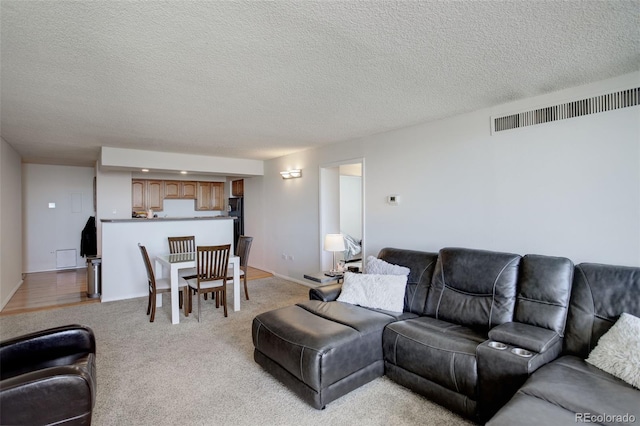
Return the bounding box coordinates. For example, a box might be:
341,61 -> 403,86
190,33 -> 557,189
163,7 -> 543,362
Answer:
180,171 -> 188,174
141,169 -> 149,172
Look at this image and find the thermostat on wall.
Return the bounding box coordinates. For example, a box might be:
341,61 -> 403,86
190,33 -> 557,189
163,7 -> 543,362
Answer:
387,195 -> 400,206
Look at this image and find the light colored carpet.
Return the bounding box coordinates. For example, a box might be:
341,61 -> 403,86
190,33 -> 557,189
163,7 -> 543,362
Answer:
0,277 -> 473,426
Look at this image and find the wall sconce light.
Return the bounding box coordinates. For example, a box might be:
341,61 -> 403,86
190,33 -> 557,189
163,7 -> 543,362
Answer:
280,169 -> 302,179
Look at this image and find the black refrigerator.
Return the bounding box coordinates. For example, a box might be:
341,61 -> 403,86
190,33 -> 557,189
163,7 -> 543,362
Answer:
228,197 -> 244,251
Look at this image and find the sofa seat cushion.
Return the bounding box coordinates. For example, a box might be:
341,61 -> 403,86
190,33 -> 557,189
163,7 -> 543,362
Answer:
253,301 -> 400,393
299,299 -> 418,323
487,355 -> 640,425
383,316 -> 487,399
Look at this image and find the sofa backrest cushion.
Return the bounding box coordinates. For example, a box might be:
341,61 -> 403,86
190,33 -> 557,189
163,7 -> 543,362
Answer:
564,262 -> 640,358
514,254 -> 574,335
425,247 -> 520,331
377,248 -> 438,315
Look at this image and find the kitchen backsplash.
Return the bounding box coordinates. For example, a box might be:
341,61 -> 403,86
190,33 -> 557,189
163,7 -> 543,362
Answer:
161,199 -> 223,217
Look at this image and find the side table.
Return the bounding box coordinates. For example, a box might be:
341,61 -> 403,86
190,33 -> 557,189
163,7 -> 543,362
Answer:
303,271 -> 344,285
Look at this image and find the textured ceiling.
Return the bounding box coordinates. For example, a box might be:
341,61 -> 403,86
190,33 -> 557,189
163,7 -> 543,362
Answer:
1,1 -> 639,166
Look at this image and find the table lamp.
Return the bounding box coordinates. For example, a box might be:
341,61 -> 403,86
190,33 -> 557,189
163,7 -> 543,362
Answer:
324,233 -> 345,276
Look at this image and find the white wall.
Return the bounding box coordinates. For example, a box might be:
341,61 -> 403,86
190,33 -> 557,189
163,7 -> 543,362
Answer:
22,164 -> 95,273
320,166 -> 341,270
0,139 -> 23,310
248,72 -> 640,282
340,175 -> 362,240
101,147 -> 264,176
95,165 -> 131,255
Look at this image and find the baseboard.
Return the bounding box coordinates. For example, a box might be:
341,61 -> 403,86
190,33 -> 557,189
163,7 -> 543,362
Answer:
248,264 -> 318,289
23,266 -> 87,274
1,278 -> 24,311
271,272 -> 317,288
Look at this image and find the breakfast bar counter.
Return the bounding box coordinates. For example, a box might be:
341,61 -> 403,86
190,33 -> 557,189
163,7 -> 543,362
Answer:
101,217 -> 235,303
101,216 -> 235,223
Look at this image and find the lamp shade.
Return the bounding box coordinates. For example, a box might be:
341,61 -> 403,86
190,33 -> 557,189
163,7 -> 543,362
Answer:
324,234 -> 345,252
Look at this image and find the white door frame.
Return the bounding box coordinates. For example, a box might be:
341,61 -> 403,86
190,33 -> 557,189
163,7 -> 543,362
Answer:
318,157 -> 365,271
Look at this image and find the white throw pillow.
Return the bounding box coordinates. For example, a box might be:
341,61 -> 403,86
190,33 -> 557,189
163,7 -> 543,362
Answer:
365,255 -> 410,276
337,272 -> 407,312
585,312 -> 640,389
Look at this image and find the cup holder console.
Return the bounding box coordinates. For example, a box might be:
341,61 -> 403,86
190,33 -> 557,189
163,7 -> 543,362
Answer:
511,348 -> 533,358
487,341 -> 534,357
488,341 -> 508,350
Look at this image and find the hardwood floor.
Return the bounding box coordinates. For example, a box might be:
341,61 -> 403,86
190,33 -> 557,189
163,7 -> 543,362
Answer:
0,266 -> 273,317
0,269 -> 98,317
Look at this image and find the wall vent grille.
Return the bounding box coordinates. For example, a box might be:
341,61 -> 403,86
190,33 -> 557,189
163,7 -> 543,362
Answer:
493,87 -> 639,133
56,249 -> 77,269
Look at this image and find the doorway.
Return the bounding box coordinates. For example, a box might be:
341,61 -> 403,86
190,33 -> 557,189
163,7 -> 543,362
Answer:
319,159 -> 364,272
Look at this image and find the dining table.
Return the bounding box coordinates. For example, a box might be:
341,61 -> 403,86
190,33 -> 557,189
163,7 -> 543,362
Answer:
155,252 -> 241,324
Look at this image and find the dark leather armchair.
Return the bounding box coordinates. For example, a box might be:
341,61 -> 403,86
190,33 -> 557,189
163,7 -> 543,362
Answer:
0,324 -> 97,425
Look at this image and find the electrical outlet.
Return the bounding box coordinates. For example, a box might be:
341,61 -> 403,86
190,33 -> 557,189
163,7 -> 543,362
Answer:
387,194 -> 400,205
287,255 -> 294,261
281,253 -> 287,260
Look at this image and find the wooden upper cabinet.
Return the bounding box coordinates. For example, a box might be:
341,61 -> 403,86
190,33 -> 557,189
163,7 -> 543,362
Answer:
132,179 -> 164,211
133,179 -> 222,212
196,182 -> 224,211
165,181 -> 197,199
182,181 -> 197,199
164,181 -> 180,199
146,180 -> 164,211
231,179 -> 244,197
210,182 -> 223,209
196,182 -> 212,211
132,180 -> 146,210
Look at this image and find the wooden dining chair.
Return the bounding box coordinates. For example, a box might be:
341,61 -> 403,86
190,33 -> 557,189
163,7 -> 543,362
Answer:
186,244 -> 231,321
228,235 -> 253,300
168,236 -> 195,254
168,236 -> 197,280
138,243 -> 188,322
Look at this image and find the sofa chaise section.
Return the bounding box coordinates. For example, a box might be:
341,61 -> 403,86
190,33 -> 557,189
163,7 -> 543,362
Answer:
253,248 -> 438,409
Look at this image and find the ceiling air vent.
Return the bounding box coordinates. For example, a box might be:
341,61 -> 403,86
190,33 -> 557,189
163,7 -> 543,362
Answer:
493,87 -> 639,133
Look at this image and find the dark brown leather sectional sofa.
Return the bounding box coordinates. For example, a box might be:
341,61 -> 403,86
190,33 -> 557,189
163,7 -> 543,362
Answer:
252,247 -> 640,424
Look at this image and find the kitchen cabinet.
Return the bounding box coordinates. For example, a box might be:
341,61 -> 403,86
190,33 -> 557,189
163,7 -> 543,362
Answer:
132,180 -> 145,210
147,180 -> 164,210
132,179 -> 164,211
182,181 -> 197,199
231,179 -> 244,197
196,182 -> 224,210
165,181 -> 197,199
133,179 -> 225,212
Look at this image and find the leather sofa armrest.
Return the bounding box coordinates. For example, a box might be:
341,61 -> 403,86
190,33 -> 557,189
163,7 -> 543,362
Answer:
477,324 -> 564,422
488,322 -> 560,353
309,283 -> 343,302
0,325 -> 96,380
0,355 -> 96,425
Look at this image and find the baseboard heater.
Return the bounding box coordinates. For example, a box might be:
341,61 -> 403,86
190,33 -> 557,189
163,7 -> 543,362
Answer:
56,249 -> 77,269
492,87 -> 639,133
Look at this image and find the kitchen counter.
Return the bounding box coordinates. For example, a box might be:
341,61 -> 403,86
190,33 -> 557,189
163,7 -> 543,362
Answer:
101,217 -> 234,303
101,216 -> 235,223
